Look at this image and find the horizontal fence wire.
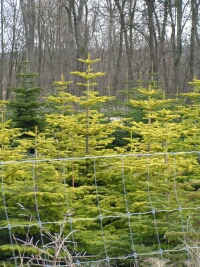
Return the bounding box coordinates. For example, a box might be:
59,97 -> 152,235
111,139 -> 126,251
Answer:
0,151 -> 200,266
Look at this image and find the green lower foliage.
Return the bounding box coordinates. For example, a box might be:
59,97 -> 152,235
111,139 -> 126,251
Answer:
3,58 -> 200,267
0,153 -> 200,266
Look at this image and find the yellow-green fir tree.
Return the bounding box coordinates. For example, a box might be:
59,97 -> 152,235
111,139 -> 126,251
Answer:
175,76 -> 200,232
115,82 -> 200,254
177,76 -> 200,151
70,52 -> 117,155
44,74 -> 83,159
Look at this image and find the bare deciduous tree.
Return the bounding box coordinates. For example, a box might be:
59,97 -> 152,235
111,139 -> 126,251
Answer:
20,0 -> 36,71
1,0 -> 200,99
0,0 -> 5,99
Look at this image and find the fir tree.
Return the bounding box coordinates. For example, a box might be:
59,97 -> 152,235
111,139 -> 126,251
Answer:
44,55 -> 119,187
177,76 -> 200,151
7,62 -> 43,132
70,52 -> 116,155
115,82 -> 200,255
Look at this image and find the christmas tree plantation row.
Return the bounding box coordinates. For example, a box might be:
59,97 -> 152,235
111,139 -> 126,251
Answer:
1,54 -> 200,265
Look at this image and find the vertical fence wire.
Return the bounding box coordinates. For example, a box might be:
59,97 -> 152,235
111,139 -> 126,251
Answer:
121,156 -> 138,266
62,159 -> 77,257
93,158 -> 109,262
146,155 -> 162,258
173,153 -> 189,262
32,161 -> 46,263
1,163 -> 17,266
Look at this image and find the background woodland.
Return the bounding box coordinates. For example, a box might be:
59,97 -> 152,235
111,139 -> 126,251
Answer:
1,0 -> 200,100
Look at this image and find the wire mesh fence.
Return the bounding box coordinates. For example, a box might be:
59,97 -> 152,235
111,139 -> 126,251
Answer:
1,151 -> 200,266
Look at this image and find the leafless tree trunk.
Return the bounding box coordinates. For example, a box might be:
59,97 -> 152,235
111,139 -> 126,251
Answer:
36,0 -> 42,87
152,0 -> 169,92
114,0 -> 134,85
0,0 -> 4,99
69,0 -> 85,70
189,0 -> 199,81
145,0 -> 158,80
113,23 -> 123,91
169,0 -> 183,93
159,0 -> 169,92
20,0 -> 36,71
6,2 -> 18,99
